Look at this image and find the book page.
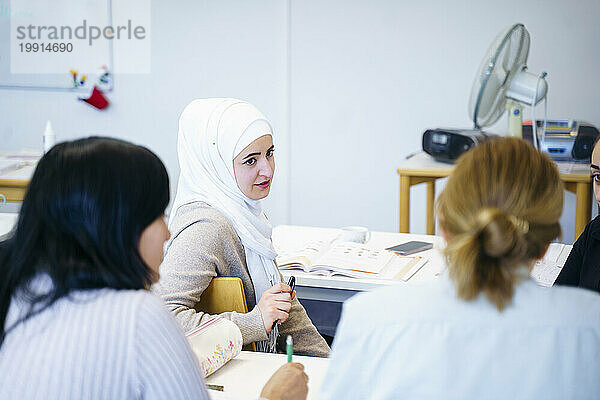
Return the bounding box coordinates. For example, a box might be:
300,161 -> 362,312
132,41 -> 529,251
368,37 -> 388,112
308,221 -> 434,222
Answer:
312,242 -> 394,275
530,243 -> 572,287
275,240 -> 331,270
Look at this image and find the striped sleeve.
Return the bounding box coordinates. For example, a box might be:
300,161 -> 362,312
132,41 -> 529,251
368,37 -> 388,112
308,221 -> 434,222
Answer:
134,293 -> 209,400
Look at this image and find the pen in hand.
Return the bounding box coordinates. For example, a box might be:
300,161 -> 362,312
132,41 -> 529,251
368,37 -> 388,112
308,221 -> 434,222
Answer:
272,276 -> 296,331
286,335 -> 293,363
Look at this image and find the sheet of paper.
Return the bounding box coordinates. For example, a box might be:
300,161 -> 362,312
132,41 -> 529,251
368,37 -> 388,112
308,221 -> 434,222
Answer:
544,242 -> 563,262
0,160 -> 22,175
208,390 -> 246,400
378,255 -> 428,281
315,242 -> 394,274
530,243 -> 572,287
0,213 -> 18,241
555,161 -> 589,174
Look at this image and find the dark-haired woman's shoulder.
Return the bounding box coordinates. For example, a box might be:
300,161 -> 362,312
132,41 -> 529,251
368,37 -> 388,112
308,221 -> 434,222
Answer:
1,288 -> 208,400
555,215 -> 600,293
107,289 -> 209,398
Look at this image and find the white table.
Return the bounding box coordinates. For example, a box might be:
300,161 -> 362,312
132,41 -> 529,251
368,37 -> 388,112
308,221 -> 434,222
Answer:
273,225 -> 572,302
272,225 -> 447,303
206,351 -> 329,400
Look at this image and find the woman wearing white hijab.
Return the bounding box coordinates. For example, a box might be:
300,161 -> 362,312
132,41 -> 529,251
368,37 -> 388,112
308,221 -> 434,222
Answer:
154,98 -> 329,356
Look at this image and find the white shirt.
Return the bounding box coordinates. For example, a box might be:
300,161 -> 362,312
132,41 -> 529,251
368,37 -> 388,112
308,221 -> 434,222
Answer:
0,286 -> 209,400
321,273 -> 600,400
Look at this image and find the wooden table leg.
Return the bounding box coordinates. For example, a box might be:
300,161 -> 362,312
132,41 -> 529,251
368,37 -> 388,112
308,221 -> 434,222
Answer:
399,175 -> 410,233
426,180 -> 436,235
575,182 -> 592,241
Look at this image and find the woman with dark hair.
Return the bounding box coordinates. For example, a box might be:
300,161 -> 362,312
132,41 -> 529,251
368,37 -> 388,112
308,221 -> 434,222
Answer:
0,137 -> 308,400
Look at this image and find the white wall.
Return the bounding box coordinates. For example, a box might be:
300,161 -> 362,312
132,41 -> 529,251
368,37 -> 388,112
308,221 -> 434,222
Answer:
2,0 -> 599,243
288,0 -> 600,242
0,0 -> 291,221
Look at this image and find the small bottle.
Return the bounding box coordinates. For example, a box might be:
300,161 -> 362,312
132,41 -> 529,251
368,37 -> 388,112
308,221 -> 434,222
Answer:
43,120 -> 56,153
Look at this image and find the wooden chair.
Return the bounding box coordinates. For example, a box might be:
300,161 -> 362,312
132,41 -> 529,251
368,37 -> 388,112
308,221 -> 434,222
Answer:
197,277 -> 256,351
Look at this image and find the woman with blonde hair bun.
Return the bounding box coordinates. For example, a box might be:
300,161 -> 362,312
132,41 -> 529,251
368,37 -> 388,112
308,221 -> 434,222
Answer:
321,137 -> 600,399
437,137 -> 563,311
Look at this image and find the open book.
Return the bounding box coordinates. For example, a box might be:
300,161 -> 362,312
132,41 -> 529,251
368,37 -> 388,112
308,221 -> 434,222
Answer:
275,240 -> 428,281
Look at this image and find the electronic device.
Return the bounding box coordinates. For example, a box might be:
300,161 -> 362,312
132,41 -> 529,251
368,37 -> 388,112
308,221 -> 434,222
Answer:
522,120 -> 599,162
422,23 -> 548,163
386,241 -> 433,255
422,129 -> 493,163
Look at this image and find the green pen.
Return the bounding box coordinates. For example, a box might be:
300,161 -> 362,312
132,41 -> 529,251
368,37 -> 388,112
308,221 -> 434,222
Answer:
286,335 -> 293,363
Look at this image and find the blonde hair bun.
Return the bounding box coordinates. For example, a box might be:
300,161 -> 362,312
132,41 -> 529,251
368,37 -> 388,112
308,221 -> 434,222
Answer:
473,207 -> 528,259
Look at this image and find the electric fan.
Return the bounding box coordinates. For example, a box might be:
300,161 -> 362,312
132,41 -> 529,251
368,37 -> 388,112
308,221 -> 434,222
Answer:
423,23 -> 548,162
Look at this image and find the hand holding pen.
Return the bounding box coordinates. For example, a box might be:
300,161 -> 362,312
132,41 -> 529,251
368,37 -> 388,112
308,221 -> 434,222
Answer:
257,276 -> 296,334
260,361 -> 308,400
272,276 -> 296,331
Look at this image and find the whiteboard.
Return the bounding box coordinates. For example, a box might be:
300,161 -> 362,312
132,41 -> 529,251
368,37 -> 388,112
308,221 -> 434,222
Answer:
0,0 -> 113,92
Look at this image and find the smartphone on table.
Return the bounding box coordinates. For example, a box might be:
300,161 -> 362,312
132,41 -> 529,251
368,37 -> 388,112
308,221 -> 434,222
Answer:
386,241 -> 433,255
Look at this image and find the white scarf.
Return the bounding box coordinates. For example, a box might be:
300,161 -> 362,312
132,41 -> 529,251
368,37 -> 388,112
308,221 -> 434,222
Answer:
170,98 -> 281,351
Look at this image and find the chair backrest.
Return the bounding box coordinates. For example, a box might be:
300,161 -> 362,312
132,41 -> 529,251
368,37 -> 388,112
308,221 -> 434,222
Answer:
197,277 -> 249,314
197,277 -> 255,351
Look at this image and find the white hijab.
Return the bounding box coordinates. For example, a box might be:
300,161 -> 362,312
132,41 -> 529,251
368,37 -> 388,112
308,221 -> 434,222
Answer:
170,98 -> 281,311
